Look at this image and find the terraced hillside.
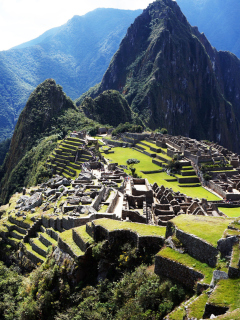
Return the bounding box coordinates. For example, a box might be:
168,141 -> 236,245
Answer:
47,136 -> 93,178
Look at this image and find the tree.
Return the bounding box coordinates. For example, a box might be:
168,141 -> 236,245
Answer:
126,158 -> 140,177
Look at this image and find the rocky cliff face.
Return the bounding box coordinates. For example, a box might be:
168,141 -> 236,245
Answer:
87,0 -> 240,152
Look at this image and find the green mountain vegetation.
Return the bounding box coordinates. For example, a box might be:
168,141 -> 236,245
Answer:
80,0 -> 240,153
0,8 -> 142,142
0,79 -> 100,204
177,0 -> 240,58
80,90 -> 133,127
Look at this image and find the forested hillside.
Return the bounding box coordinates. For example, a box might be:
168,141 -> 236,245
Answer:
0,8 -> 141,141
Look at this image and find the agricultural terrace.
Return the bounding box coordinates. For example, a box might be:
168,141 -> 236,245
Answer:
208,278 -> 240,312
104,147 -> 220,200
157,247 -> 214,284
171,215 -> 232,247
93,218 -> 166,237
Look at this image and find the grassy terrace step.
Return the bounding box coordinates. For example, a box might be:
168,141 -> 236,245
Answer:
10,230 -> 24,240
187,291 -> 209,319
158,247 -> 214,284
7,237 -> 21,246
219,207 -> 240,218
93,218 -> 166,237
171,215 -> 232,247
39,232 -> 58,246
61,142 -> 78,150
59,230 -> 84,257
25,243 -> 46,263
230,243 -> 240,269
207,278 -> 240,312
74,225 -> 94,245
31,238 -> 48,251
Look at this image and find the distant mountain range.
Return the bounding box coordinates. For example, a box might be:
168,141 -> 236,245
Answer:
0,8 -> 141,141
177,0 -> 240,58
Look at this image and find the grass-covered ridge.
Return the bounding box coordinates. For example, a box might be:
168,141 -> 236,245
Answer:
171,215 -> 232,247
93,218 -> 166,237
157,247 -> 214,284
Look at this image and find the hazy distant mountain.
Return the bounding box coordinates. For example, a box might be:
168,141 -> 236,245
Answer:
177,0 -> 240,58
0,8 -> 142,141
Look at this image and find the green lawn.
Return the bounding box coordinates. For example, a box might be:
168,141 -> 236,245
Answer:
219,207 -> 240,218
208,279 -> 240,312
158,247 -> 214,284
93,218 -> 166,237
172,215 -> 232,247
104,147 -> 161,172
104,147 -> 220,200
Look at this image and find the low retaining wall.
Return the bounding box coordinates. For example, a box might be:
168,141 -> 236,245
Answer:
92,223 -> 164,253
176,228 -> 218,267
92,185 -> 106,210
154,255 -> 204,289
122,210 -> 146,223
9,216 -> 31,229
107,191 -> 119,213
72,229 -> 89,252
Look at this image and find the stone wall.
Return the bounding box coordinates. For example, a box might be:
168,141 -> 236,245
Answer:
92,223 -> 164,253
72,229 -> 89,252
106,190 -> 119,213
122,210 -> 146,223
9,216 -> 31,229
24,246 -> 44,264
92,185 -> 106,210
23,218 -> 42,242
154,255 -> 204,289
176,228 -> 218,267
152,159 -> 163,167
29,239 -> 47,257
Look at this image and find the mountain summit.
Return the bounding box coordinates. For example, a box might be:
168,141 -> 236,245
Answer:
80,0 -> 240,152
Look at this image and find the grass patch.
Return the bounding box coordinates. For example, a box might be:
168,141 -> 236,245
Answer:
74,225 -> 94,244
60,230 -> 84,256
188,292 -> 209,319
24,243 -> 46,262
158,247 -> 213,284
219,207 -> 240,218
208,278 -> 240,311
231,243 -> 240,269
98,204 -> 108,213
172,215 -> 232,247
93,218 -> 166,237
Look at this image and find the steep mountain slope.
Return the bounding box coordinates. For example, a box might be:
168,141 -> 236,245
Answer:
177,0 -> 240,58
0,8 -> 141,141
80,0 -> 240,152
0,79 -> 98,204
81,90 -> 132,126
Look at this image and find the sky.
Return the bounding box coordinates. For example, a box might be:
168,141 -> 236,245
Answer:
0,0 -> 154,51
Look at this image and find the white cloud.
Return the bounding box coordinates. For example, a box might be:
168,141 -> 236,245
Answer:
0,0 -> 154,51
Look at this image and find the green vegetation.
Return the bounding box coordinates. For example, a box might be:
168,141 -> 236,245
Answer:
111,122 -> 143,136
187,292 -> 209,319
171,215 -> 231,247
105,147 -> 220,200
74,225 -> 94,244
81,90 -> 132,127
231,243 -> 240,269
94,218 -> 166,237
208,278 -> 240,312
0,138 -> 11,166
219,207 -> 240,218
158,247 -> 214,284
59,230 -> 84,257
